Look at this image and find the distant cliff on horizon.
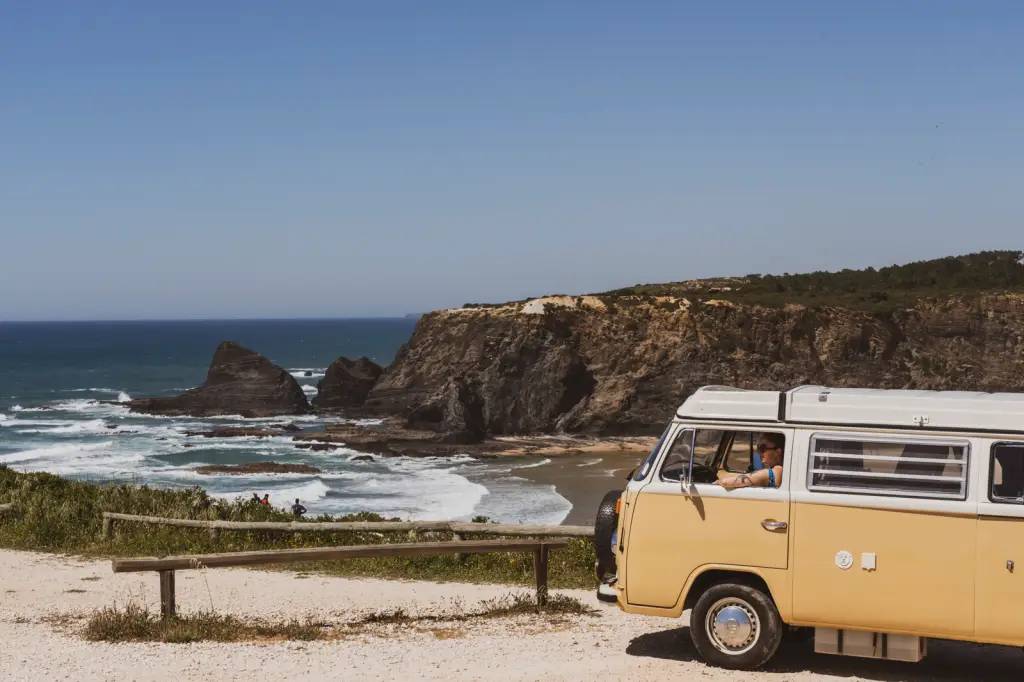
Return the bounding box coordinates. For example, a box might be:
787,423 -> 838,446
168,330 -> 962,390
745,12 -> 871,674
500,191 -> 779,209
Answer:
364,251 -> 1024,437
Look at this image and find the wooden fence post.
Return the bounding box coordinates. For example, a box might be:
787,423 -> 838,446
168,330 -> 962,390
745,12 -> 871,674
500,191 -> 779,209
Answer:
159,570 -> 176,619
534,545 -> 549,607
208,527 -> 220,542
101,515 -> 112,540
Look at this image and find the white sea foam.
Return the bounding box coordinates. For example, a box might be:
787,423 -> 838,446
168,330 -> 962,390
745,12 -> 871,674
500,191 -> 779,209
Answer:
0,441 -> 118,469
301,385 -> 319,395
289,368 -> 326,378
10,405 -> 24,412
576,458 -> 602,468
67,388 -> 120,393
469,478 -> 572,525
117,392 -> 132,403
14,418 -> 113,435
512,458 -> 552,470
210,479 -> 331,507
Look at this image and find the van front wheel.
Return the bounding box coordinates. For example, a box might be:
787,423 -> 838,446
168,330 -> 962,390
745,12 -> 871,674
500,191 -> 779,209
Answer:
689,583 -> 783,670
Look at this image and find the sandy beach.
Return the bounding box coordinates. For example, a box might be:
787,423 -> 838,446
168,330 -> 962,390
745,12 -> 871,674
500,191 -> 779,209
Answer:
2,548 -> 1022,681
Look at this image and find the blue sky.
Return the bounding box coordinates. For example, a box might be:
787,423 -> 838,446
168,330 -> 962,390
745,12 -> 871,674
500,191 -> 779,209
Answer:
2,2 -> 1022,320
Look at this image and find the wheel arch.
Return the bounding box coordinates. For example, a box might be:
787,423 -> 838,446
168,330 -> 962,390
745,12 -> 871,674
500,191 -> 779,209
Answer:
682,567 -> 780,613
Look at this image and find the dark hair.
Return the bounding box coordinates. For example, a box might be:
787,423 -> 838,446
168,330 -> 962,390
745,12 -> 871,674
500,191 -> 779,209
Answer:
760,432 -> 785,450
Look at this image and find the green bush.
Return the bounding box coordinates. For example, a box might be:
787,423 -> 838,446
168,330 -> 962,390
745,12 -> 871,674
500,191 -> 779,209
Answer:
0,467 -> 597,589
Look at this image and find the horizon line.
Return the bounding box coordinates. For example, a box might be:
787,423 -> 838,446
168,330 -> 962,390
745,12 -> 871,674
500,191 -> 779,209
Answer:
0,315 -> 424,324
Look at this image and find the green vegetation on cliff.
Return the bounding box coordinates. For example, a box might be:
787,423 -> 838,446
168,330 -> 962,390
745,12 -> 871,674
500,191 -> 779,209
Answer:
602,250 -> 1024,311
0,467 -> 596,589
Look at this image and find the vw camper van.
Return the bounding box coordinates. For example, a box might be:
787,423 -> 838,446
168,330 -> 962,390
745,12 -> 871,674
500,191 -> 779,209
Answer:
597,385 -> 1024,670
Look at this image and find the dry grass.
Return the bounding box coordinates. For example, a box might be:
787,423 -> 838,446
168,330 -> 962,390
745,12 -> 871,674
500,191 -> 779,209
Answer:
82,592 -> 596,643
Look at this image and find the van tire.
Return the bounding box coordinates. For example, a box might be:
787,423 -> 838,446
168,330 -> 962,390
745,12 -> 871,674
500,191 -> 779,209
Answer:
689,582 -> 783,670
593,490 -> 621,579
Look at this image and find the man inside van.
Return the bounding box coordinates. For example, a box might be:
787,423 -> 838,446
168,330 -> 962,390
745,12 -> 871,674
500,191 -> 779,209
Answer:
717,433 -> 785,489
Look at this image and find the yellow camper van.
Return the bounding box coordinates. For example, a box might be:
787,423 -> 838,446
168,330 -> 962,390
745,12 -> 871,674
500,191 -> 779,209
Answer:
595,386 -> 1024,670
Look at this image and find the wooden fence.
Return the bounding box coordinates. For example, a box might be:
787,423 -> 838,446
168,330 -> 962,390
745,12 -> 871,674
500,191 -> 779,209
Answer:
100,511 -> 594,541
112,538 -> 570,617
0,503 -> 13,514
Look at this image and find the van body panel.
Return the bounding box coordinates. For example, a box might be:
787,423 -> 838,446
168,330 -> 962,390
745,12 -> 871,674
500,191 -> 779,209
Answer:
791,503 -> 976,637
618,565 -> 792,620
624,427 -> 792,609
975,513 -> 1024,645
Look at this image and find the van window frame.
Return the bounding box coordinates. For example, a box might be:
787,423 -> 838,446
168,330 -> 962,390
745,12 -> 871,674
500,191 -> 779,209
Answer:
806,432 -> 971,501
988,441 -> 1024,505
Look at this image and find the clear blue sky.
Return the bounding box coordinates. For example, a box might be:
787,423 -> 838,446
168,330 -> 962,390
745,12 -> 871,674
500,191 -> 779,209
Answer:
2,1 -> 1021,320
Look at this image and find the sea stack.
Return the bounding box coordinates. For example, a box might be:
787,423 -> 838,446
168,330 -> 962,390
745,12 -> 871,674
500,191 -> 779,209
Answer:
129,341 -> 310,417
313,356 -> 383,410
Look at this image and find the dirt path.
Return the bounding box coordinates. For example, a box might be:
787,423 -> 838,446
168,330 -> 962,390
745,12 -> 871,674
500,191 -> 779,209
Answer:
1,548 -> 1020,681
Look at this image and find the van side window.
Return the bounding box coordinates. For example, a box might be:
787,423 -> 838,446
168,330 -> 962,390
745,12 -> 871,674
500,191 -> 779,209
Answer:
660,429 -> 721,482
990,443 -> 1024,504
808,436 -> 968,500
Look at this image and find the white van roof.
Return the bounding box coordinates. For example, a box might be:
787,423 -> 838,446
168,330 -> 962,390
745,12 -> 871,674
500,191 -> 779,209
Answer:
677,385 -> 1024,433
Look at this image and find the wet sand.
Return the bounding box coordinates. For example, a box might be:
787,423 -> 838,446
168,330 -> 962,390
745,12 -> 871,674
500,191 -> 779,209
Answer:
513,449 -> 647,525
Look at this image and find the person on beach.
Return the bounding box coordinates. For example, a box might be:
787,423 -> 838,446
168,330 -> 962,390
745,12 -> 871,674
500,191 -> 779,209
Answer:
250,492 -> 260,505
717,433 -> 785,489
260,494 -> 271,506
291,498 -> 307,518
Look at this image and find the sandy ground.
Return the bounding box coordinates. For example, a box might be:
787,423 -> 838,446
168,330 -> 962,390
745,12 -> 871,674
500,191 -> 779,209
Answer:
1,549 -> 1022,681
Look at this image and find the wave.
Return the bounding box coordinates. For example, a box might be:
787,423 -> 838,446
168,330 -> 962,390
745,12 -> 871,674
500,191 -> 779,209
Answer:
301,385 -> 319,395
289,368 -> 326,378
66,388 -> 120,394
210,479 -> 331,507
10,405 -> 23,412
512,458 -> 552,470
117,392 -> 132,403
13,418 -> 113,435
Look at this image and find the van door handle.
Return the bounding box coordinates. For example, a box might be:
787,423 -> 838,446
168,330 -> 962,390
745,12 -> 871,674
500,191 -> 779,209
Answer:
761,519 -> 788,532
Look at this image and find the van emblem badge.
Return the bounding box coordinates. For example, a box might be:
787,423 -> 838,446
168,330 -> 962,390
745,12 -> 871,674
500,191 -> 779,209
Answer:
835,550 -> 854,570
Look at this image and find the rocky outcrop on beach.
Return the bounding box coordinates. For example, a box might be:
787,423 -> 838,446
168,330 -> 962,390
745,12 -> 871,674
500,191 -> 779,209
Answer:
129,342 -> 310,417
364,292 -> 1024,436
312,356 -> 383,410
292,418 -> 652,457
194,462 -> 321,475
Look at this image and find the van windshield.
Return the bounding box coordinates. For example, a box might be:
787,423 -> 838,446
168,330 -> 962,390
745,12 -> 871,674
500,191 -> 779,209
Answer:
633,426 -> 671,481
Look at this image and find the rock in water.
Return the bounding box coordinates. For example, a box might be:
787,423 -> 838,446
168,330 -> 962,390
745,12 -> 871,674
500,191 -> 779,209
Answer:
312,356 -> 383,410
130,341 -> 310,417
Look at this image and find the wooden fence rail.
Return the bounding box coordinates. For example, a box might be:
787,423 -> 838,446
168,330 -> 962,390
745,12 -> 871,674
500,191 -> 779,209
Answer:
112,538 -> 570,617
100,511 -> 593,540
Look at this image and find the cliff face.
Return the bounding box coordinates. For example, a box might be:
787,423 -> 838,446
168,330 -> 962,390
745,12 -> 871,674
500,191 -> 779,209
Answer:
365,293 -> 1024,436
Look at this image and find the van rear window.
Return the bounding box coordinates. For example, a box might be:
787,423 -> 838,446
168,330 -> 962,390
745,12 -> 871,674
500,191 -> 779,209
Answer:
808,436 -> 969,500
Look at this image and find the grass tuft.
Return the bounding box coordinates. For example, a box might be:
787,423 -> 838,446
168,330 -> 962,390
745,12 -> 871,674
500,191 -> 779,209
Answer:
84,602 -> 326,643
83,592 -> 595,643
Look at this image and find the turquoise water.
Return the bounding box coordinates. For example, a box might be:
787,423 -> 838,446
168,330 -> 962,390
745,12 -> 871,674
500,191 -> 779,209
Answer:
0,319 -> 573,524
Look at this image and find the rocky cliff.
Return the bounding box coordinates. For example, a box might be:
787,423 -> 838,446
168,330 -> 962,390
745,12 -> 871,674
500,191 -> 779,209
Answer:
313,356 -> 383,410
130,341 -> 310,417
365,292 -> 1024,436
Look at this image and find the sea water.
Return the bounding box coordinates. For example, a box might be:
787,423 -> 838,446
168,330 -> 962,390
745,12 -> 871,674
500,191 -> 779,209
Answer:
0,320 -> 572,524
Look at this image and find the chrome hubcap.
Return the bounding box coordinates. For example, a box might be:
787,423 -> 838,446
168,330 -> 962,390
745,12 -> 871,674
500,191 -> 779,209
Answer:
706,597 -> 759,655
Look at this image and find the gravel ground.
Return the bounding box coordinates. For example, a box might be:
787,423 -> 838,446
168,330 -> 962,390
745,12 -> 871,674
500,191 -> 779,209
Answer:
1,548 -> 1022,681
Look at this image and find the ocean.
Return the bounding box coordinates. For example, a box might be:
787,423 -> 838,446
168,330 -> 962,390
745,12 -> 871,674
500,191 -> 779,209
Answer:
0,319 -> 576,524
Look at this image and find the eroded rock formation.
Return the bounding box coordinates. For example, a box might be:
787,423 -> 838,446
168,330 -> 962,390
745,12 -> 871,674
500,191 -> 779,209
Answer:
312,356 -> 383,410
130,341 -> 310,417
